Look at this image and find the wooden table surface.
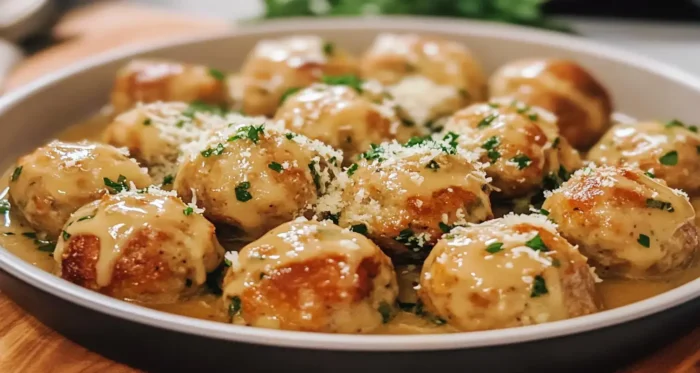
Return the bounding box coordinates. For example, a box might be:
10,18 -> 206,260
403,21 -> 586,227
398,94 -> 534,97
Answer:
0,2 -> 698,372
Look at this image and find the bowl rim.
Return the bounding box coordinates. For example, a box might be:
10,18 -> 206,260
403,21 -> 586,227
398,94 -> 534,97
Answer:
1,16 -> 699,352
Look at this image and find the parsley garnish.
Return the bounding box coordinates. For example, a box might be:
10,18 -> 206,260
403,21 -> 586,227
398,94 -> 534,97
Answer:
201,143 -> 225,157
208,68 -> 225,81
347,163 -> 359,176
405,136 -> 427,147
268,162 -> 283,173
62,231 -> 71,241
321,74 -> 363,92
646,198 -> 674,212
659,150 -> 678,166
481,136 -> 500,150
378,301 -> 392,324
644,171 -> 655,178
528,113 -> 539,121
664,119 -> 696,132
486,149 -> 500,163
0,200 -> 9,214
228,125 -> 265,144
426,160 -> 440,170
228,296 -> 242,317
162,174 -> 175,185
183,206 -> 194,216
350,224 -> 368,235
539,208 -> 549,216
11,166 -> 22,182
511,154 -> 532,170
235,182 -> 253,202
485,242 -> 504,254
183,101 -> 226,118
441,132 -> 459,154
323,41 -> 334,56
552,137 -> 560,148
477,114 -> 497,128
22,232 -> 55,253
638,234 -> 650,247
531,275 -> 548,297
362,144 -> 384,161
438,222 -> 452,233
103,175 -> 128,194
525,234 -> 548,252
280,87 -> 301,105
285,132 -> 296,140
143,118 -> 152,126
308,161 -> 321,190
77,215 -> 94,222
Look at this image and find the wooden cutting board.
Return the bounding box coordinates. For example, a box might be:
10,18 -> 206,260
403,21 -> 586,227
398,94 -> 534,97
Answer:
0,2 -> 698,372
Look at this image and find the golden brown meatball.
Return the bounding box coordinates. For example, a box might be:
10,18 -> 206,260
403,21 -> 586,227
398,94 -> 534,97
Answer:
221,219 -> 398,333
321,138 -> 492,261
543,166 -> 699,279
273,83 -> 415,162
111,59 -> 229,113
175,123 -> 342,239
8,141 -> 152,239
418,214 -> 600,331
53,188 -> 224,303
239,36 -> 358,117
489,58 -> 613,150
587,120 -> 700,194
443,99 -> 582,198
359,33 -> 486,129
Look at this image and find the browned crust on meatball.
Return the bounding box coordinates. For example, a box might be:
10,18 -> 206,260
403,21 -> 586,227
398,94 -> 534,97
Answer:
60,235 -> 100,289
565,169 -> 646,212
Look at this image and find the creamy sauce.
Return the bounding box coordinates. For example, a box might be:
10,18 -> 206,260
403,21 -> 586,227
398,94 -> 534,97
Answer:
0,114 -> 698,334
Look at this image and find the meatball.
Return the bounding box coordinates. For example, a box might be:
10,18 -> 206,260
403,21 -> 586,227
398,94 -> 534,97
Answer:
175,123 -> 342,239
110,59 -> 229,113
54,189 -> 224,303
443,99 -> 582,198
273,83 -> 415,162
359,33 -> 486,128
489,58 -> 612,150
239,36 -> 358,117
587,120 -> 700,194
418,214 -> 601,331
8,141 -> 152,239
325,138 -> 493,261
543,165 -> 699,279
221,219 -> 398,333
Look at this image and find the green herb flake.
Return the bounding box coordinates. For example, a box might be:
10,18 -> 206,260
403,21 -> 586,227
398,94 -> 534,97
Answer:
438,222 -> 452,233
77,215 -> 94,222
162,174 -> 175,185
481,136 -> 500,150
201,143 -> 225,158
208,68 -> 226,81
477,114 -> 498,129
308,161 -> 321,190
0,200 -> 9,214
235,181 -> 253,202
347,163 -> 359,176
103,175 -> 128,194
280,87 -> 302,105
175,120 -> 185,128
525,233 -> 549,252
378,301 -> 392,324
228,296 -> 242,317
285,132 -> 296,140
442,132 -> 459,154
528,113 -> 539,121
143,118 -> 152,126
61,230 -> 71,241
37,241 -> 56,253
183,206 -> 194,216
487,149 -> 501,163
322,41 -> 335,56
2,232 -> 14,236
268,162 -> 283,173
183,101 -> 226,118
350,224 -> 368,235
539,208 -> 550,216
665,119 -> 685,129
646,198 -> 674,212
22,232 -> 37,239
638,234 -> 650,248
11,166 -> 22,182
531,275 -> 549,297
552,137 -> 560,148
485,242 -> 504,254
405,136 -> 427,147
511,154 -> 532,170
362,144 -> 384,161
426,160 -> 440,171
644,171 -> 656,178
659,150 -> 678,166
228,125 -> 265,144
321,74 -> 363,93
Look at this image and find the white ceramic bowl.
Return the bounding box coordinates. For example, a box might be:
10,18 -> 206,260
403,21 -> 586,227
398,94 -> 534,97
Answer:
0,17 -> 698,372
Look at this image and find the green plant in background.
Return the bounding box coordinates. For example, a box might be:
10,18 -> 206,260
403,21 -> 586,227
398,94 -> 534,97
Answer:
264,0 -> 572,32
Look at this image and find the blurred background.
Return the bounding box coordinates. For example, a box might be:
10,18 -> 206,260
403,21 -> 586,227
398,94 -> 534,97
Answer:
2,0 -> 700,91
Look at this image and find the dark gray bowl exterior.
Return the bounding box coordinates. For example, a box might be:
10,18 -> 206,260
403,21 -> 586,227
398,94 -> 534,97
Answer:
1,18 -> 699,373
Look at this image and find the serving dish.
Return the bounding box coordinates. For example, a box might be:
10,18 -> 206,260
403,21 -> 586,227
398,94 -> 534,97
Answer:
0,16 -> 699,372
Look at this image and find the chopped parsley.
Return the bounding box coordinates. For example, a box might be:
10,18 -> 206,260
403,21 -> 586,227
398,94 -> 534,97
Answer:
664,119 -> 696,132
327,213 -> 340,224
486,149 -> 501,163
644,171 -> 656,178
103,175 -> 128,194
308,161 -> 321,190
477,114 -> 498,128
539,208 -> 550,216
280,87 -> 301,105
183,101 -> 226,118
321,74 -> 363,93
143,118 -> 152,126
525,233 -> 549,252
481,136 -> 500,150
659,150 -> 678,166
405,136 -> 428,147
175,120 -> 185,128
11,166 -> 22,182
2,232 -> 14,236
77,215 -> 94,222
531,275 -> 548,297
62,230 -> 71,241
350,224 -> 368,235
485,241 -> 504,254
183,206 -> 194,216
528,113 -> 539,121
438,222 -> 452,233
441,132 -> 459,154
323,41 -> 334,56
235,182 -> 253,202
543,165 -> 571,190
362,144 -> 385,161
511,154 -> 532,170
268,162 -> 283,173
552,137 -> 560,148
638,234 -> 650,248
228,296 -> 242,317
646,198 -> 674,212
162,174 -> 175,185
228,125 -> 265,144
347,163 -> 359,176
426,160 -> 440,171
22,232 -> 55,253
285,132 -> 296,140
0,200 -> 9,214
208,68 -> 225,81
200,143 -> 225,157
378,301 -> 392,324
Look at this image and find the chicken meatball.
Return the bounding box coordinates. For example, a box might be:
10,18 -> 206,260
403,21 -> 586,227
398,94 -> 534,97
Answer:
359,33 -> 486,128
419,214 -> 601,331
175,123 -> 342,239
221,219 -> 398,333
54,188 -> 224,303
324,138 -> 493,261
238,36 -> 358,117
111,59 -> 229,113
443,99 -> 582,198
8,141 -> 152,239
273,83 -> 414,162
543,165 -> 699,279
489,58 -> 612,150
587,120 -> 700,194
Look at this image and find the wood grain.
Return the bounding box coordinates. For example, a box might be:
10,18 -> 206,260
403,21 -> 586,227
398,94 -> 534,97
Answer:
0,2 -> 698,372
